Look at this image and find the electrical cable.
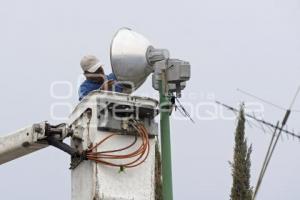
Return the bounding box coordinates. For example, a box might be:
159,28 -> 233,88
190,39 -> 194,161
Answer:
175,97 -> 195,123
85,120 -> 150,169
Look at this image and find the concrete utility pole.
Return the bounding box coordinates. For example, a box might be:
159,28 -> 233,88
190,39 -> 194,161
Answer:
69,91 -> 159,199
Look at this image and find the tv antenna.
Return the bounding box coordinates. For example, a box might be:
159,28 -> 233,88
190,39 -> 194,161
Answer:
252,86 -> 300,200
217,86 -> 300,200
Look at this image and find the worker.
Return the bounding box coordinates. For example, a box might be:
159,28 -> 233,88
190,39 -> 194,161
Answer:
78,55 -> 122,101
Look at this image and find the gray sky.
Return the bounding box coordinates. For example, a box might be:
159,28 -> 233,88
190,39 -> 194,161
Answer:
0,0 -> 300,199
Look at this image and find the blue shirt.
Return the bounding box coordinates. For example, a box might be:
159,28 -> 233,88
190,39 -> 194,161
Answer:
78,73 -> 122,101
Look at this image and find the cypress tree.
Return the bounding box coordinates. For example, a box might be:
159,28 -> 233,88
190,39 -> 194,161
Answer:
230,105 -> 253,200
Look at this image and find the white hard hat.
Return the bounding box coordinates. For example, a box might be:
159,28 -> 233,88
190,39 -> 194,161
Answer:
80,55 -> 103,73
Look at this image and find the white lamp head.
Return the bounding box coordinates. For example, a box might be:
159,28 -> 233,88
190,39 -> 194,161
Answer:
110,28 -> 153,93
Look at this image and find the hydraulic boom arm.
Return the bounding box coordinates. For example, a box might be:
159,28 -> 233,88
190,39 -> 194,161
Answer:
0,122 -> 73,165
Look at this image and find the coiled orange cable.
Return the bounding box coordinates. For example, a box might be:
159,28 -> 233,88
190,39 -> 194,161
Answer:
86,121 -> 150,169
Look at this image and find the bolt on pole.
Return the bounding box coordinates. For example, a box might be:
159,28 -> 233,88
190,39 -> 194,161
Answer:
159,70 -> 174,200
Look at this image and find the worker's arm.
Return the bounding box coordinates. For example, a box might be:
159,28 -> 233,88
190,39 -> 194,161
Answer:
105,73 -> 123,92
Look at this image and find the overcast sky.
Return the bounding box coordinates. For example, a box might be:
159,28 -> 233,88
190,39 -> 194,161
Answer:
0,0 -> 300,199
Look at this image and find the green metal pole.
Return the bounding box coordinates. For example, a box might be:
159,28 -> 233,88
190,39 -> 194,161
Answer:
159,71 -> 173,200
